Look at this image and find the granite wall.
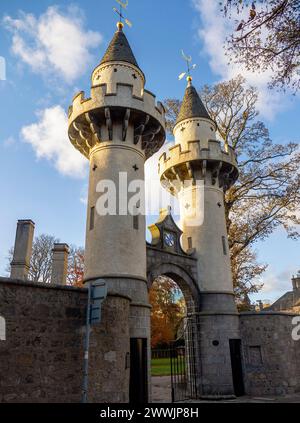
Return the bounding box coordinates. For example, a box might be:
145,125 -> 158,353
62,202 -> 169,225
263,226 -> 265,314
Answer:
0,278 -> 86,402
240,312 -> 300,396
1,277 -> 300,402
0,278 -> 131,403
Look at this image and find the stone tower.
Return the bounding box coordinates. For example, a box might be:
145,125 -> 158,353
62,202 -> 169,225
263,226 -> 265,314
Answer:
68,22 -> 165,402
159,79 -> 240,397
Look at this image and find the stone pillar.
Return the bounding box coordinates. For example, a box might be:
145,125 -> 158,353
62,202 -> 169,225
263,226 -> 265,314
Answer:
10,220 -> 35,280
51,243 -> 69,285
292,271 -> 300,291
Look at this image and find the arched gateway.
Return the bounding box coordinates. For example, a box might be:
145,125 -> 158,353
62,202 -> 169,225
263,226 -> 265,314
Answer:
146,208 -> 202,401
147,207 -> 200,312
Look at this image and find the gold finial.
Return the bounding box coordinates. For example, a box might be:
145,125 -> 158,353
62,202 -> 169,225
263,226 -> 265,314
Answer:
178,50 -> 197,85
117,21 -> 124,31
186,76 -> 193,88
113,0 -> 132,29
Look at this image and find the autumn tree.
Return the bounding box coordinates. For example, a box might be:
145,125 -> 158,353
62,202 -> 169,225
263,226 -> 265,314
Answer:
67,246 -> 85,287
163,75 -> 300,304
149,276 -> 185,348
221,0 -> 300,91
7,234 -> 84,285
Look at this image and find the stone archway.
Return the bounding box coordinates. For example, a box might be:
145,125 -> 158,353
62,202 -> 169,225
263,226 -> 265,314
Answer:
146,208 -> 200,312
147,260 -> 201,402
147,262 -> 200,312
146,208 -> 202,401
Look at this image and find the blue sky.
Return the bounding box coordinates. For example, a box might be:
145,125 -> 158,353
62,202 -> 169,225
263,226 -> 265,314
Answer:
0,0 -> 299,302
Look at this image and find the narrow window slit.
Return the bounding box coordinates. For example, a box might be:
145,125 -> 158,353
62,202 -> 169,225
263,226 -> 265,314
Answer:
90,206 -> 95,230
222,236 -> 227,255
133,215 -> 139,230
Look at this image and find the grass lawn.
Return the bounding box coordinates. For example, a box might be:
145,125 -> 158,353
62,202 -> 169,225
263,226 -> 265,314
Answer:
151,357 -> 185,376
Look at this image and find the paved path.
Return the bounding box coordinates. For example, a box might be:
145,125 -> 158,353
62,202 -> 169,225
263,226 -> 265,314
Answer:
151,376 -> 300,403
151,376 -> 172,403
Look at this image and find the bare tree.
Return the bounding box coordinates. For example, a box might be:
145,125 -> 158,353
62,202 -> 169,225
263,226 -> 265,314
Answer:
6,234 -> 57,283
221,0 -> 300,91
29,234 -> 58,283
7,234 -> 84,285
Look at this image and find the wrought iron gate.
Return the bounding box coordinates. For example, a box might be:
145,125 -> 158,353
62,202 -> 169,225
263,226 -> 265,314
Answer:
170,316 -> 199,402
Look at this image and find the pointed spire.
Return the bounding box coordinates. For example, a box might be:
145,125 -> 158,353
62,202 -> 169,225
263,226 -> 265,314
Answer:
176,79 -> 212,125
100,23 -> 140,70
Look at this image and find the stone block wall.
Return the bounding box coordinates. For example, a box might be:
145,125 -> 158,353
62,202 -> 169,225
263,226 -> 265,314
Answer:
240,312 -> 300,396
0,278 -> 87,403
0,278 -> 131,403
197,313 -> 240,397
1,276 -> 300,402
146,246 -> 199,311
88,295 -> 131,403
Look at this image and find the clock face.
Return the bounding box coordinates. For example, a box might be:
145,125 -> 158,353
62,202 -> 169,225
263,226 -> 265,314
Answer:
164,231 -> 175,247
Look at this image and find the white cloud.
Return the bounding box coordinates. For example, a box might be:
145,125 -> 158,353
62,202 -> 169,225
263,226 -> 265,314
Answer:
80,196 -> 88,205
21,105 -> 87,178
251,268 -> 294,303
260,270 -> 292,294
193,0 -> 287,119
79,183 -> 88,205
3,6 -> 102,83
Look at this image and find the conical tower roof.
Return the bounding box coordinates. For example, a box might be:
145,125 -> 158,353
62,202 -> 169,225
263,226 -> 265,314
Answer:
176,82 -> 212,125
100,25 -> 140,70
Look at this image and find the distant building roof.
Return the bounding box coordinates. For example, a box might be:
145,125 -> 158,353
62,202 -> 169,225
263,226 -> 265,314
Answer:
267,290 -> 300,312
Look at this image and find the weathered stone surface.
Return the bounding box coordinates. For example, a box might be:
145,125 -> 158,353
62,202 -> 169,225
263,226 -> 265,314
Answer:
196,313 -> 240,397
0,278 -> 131,403
10,220 -> 35,281
0,278 -> 86,403
240,312 -> 300,396
88,294 -> 131,403
146,245 -> 199,311
51,243 -> 69,286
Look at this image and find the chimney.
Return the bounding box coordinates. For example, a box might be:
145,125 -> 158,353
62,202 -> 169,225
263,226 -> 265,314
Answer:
10,220 -> 35,280
292,270 -> 300,291
51,243 -> 69,285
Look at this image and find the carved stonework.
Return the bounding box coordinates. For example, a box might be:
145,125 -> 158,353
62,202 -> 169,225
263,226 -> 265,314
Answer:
68,83 -> 165,159
122,109 -> 130,141
148,207 -> 189,255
